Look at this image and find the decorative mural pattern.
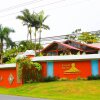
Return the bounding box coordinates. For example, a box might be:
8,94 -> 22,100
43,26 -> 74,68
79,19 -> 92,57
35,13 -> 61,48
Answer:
8,73 -> 14,85
62,63 -> 80,74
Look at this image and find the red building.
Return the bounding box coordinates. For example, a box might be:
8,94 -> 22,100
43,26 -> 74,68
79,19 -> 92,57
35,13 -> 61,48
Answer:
32,40 -> 100,79
41,40 -> 100,56
0,42 -> 100,88
32,54 -> 100,80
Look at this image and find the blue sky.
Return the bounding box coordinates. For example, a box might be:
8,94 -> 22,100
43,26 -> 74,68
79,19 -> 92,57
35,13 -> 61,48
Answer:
0,0 -> 100,41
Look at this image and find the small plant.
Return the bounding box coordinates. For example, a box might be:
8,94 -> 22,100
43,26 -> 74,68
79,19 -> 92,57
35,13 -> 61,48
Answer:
88,75 -> 100,80
43,76 -> 58,82
26,79 -> 34,83
58,78 -> 69,81
76,76 -> 84,80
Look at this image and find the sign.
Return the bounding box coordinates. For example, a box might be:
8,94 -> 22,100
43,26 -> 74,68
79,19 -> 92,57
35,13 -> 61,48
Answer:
62,63 -> 80,74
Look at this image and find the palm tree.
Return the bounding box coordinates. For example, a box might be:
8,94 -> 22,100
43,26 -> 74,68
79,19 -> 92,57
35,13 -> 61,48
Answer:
17,9 -> 39,55
0,25 -> 14,63
37,11 -> 50,54
17,9 -> 50,56
29,12 -> 40,56
16,9 -> 32,41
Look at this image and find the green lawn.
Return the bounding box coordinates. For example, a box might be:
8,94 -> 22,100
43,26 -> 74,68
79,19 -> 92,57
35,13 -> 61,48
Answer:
0,80 -> 100,100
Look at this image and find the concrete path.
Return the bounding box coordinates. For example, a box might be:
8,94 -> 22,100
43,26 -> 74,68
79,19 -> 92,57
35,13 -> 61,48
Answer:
0,94 -> 48,100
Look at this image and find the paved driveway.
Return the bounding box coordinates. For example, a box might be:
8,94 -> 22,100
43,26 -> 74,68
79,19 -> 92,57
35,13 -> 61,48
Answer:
0,94 -> 48,100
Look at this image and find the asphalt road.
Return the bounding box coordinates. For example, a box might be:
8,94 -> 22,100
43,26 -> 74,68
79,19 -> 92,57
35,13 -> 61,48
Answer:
0,94 -> 48,100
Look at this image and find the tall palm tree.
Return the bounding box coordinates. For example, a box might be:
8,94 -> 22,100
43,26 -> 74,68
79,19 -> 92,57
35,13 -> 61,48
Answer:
0,25 -> 14,63
30,12 -> 40,56
17,9 -> 50,56
37,11 -> 50,54
16,9 -> 32,41
17,9 -> 39,56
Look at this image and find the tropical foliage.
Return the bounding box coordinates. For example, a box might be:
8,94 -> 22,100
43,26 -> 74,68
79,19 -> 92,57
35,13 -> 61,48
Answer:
16,57 -> 42,83
0,25 -> 15,63
3,40 -> 43,63
78,32 -> 99,43
36,11 -> 50,54
66,28 -> 100,43
16,9 -> 32,41
18,40 -> 43,52
3,48 -> 17,63
17,9 -> 50,55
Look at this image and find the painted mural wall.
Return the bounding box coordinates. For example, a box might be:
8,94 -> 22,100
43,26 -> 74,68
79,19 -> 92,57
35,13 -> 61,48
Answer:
0,67 -> 22,88
41,60 -> 100,79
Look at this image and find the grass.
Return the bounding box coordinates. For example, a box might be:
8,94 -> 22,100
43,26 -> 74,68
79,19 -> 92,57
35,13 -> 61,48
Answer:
0,80 -> 100,100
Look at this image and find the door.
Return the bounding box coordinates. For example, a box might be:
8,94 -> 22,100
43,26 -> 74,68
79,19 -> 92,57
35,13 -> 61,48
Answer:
91,60 -> 99,76
47,62 -> 54,77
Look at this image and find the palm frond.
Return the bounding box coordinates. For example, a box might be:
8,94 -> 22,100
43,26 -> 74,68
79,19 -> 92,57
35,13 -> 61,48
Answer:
42,24 -> 50,30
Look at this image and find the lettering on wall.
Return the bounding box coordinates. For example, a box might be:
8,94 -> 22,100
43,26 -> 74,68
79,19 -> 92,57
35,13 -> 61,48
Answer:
0,76 -> 3,81
62,63 -> 80,74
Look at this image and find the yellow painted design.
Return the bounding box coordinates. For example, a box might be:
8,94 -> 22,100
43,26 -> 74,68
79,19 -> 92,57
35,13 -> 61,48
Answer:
63,63 -> 80,74
62,64 -> 70,69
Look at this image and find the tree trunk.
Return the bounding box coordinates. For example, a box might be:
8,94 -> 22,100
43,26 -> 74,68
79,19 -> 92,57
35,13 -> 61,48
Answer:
0,40 -> 3,64
27,26 -> 29,40
28,25 -> 32,41
39,28 -> 42,55
29,26 -> 32,41
34,28 -> 37,56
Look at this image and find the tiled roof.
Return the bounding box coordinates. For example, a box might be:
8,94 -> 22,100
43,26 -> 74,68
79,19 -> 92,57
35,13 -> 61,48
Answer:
56,41 -> 82,51
42,40 -> 100,53
41,41 -> 81,52
64,40 -> 100,50
87,43 -> 100,49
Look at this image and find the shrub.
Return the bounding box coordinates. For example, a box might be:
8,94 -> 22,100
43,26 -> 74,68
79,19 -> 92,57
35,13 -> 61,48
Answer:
58,78 -> 69,81
16,57 -> 42,83
87,75 -> 100,80
43,76 -> 58,82
26,79 -> 34,83
5,58 -> 16,64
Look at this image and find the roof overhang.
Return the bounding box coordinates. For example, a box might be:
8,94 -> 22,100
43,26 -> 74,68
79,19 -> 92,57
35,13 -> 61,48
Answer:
31,54 -> 100,62
0,63 -> 16,69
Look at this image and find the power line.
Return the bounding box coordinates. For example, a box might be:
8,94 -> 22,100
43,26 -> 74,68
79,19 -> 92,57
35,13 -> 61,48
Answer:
0,0 -> 66,18
0,0 -> 43,13
0,0 -> 92,19
3,29 -> 99,46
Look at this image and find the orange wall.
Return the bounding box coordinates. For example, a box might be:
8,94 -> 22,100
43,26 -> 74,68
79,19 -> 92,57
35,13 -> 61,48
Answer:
0,68 -> 22,88
54,61 -> 92,79
41,60 -> 92,79
41,62 -> 47,77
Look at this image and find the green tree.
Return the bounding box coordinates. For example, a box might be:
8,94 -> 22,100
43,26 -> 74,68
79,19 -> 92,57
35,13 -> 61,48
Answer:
3,48 -> 17,63
17,9 -> 39,55
0,25 -> 14,63
68,28 -> 81,40
29,11 -> 40,56
78,32 -> 99,43
16,9 -> 32,41
72,28 -> 81,34
17,9 -> 49,55
37,11 -> 50,54
18,41 -> 35,52
18,40 -> 43,52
